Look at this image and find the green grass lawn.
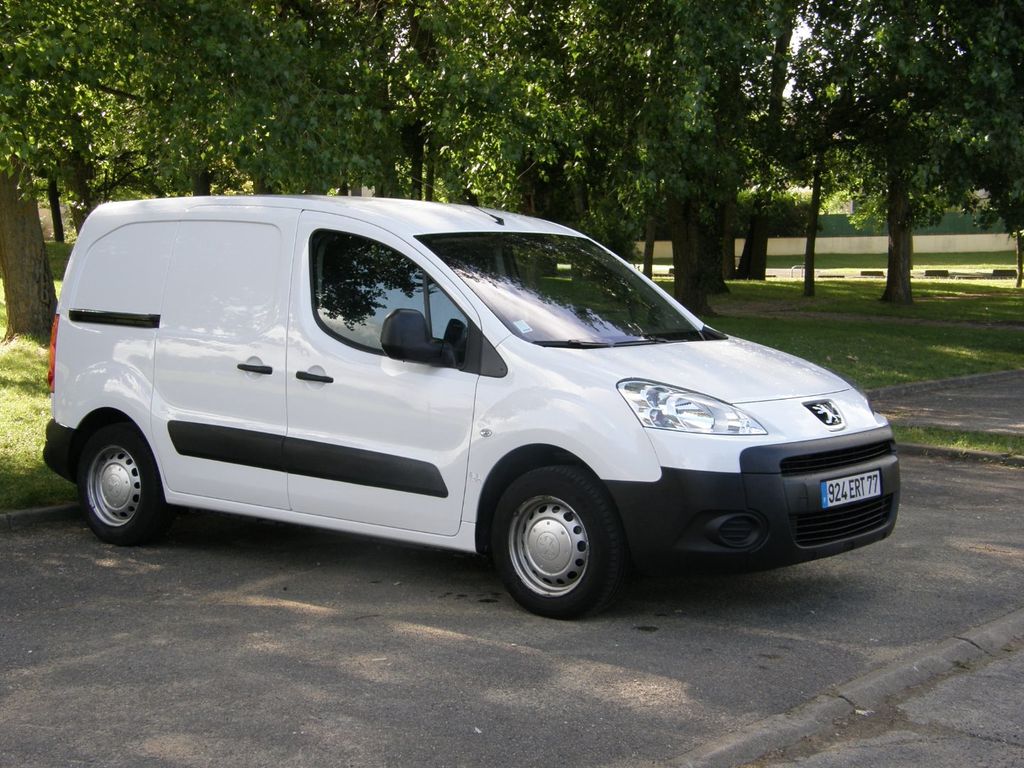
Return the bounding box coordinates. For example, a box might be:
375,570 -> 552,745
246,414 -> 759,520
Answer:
699,278 -> 1022,389
0,336 -> 76,509
707,314 -> 1023,389
892,425 -> 1023,459
707,278 -> 1024,325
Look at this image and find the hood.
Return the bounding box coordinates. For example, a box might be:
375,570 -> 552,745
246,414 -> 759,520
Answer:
533,337 -> 851,404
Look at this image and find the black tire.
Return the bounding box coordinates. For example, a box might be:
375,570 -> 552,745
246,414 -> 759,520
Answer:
76,424 -> 175,546
491,465 -> 628,619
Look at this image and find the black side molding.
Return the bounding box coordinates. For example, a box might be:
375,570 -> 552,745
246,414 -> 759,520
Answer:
167,421 -> 448,498
168,421 -> 284,473
68,309 -> 161,329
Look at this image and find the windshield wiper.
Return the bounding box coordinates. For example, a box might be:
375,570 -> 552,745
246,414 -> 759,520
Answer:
534,339 -> 612,348
637,330 -> 706,343
609,337 -> 670,347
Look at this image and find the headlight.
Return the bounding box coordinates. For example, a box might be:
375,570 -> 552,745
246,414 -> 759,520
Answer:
617,380 -> 767,435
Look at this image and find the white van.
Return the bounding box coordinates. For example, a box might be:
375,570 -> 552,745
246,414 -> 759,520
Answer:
44,196 -> 899,618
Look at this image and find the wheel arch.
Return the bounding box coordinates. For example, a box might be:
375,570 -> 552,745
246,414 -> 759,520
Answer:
67,408 -> 139,481
474,443 -> 607,555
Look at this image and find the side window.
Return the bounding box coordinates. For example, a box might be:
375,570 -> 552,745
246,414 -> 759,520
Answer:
310,230 -> 469,365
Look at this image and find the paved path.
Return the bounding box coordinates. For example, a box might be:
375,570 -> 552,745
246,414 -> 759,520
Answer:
869,370 -> 1024,436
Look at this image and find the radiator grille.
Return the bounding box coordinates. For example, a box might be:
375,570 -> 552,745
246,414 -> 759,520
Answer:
780,441 -> 892,476
793,495 -> 894,547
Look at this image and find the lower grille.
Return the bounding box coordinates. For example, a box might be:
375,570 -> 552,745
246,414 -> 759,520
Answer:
793,495 -> 894,547
780,441 -> 893,476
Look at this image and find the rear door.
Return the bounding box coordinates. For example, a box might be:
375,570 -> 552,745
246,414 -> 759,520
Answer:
285,211 -> 479,535
151,209 -> 297,509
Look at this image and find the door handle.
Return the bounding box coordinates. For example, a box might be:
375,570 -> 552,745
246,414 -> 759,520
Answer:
237,363 -> 273,375
296,370 -> 334,384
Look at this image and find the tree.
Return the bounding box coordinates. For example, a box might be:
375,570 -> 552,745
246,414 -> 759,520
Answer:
563,0 -> 795,314
735,1 -> 800,282
946,2 -> 1024,288
815,0 -> 981,305
0,161 -> 57,341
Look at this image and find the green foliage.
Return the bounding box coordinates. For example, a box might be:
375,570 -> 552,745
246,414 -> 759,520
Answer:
2,0 -> 1022,266
710,278 -> 1024,325
735,189 -> 811,237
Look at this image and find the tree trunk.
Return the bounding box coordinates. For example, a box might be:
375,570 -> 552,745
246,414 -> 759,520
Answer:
1016,231 -> 1022,289
424,138 -> 435,202
67,149 -> 98,234
402,120 -> 426,200
667,195 -> 708,315
642,215 -> 656,279
720,196 -> 736,280
746,209 -> 769,280
191,169 -> 212,196
47,177 -> 65,243
881,177 -> 914,304
803,156 -> 823,298
0,162 -> 58,341
572,182 -> 587,218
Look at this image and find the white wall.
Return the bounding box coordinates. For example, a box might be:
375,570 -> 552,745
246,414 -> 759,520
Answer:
634,233 -> 1015,260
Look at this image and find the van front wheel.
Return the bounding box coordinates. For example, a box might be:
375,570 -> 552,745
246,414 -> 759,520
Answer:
77,424 -> 175,546
492,466 -> 628,619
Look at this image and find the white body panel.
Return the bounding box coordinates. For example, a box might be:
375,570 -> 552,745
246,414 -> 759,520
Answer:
284,211 -> 480,535
152,211 -> 296,509
52,195 -> 891,556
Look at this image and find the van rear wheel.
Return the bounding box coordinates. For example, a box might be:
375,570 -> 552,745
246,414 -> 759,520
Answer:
492,466 -> 628,619
77,424 -> 174,545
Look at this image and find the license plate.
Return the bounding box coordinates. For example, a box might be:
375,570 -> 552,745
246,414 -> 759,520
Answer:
820,470 -> 882,509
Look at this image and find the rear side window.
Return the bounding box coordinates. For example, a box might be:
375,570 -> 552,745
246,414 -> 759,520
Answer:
310,230 -> 468,361
163,221 -> 283,338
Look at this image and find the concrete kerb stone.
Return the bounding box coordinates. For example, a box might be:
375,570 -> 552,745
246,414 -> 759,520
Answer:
668,696 -> 854,768
0,503 -> 78,531
668,606 -> 1024,768
896,442 -> 1024,468
958,607 -> 1024,655
834,638 -> 986,710
866,369 -> 1024,401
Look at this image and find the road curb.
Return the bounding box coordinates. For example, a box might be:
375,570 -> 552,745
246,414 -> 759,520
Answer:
896,442 -> 1024,468
669,606 -> 1024,768
0,503 -> 78,531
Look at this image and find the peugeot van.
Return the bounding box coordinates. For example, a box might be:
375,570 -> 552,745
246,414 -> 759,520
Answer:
44,196 -> 899,618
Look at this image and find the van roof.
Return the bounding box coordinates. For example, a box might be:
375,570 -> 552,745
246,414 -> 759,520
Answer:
86,195 -> 580,238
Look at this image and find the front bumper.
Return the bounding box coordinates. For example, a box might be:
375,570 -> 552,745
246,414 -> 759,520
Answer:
606,426 -> 900,572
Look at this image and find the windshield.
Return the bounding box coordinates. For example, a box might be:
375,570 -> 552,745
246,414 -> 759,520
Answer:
416,232 -> 703,346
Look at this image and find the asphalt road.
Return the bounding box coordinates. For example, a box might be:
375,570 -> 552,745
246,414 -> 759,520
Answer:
2,454 -> 1022,768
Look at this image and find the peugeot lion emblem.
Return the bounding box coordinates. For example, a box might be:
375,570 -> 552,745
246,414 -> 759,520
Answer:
805,400 -> 845,430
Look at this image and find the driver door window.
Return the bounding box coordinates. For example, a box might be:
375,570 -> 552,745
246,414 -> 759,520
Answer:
310,230 -> 468,365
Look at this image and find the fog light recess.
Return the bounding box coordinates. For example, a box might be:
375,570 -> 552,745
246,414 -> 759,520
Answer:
706,513 -> 765,549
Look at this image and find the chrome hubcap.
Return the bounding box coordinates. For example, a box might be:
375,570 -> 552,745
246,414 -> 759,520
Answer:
509,495 -> 589,597
87,445 -> 141,527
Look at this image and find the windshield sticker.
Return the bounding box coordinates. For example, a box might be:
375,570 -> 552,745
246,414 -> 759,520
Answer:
513,320 -> 533,334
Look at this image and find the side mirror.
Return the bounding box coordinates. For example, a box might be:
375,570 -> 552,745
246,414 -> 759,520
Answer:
381,309 -> 447,366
